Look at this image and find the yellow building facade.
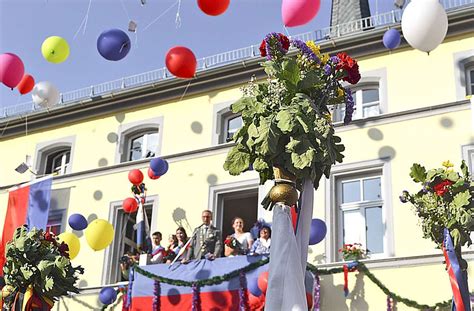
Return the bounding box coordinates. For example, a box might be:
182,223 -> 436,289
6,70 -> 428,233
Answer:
0,3 -> 473,310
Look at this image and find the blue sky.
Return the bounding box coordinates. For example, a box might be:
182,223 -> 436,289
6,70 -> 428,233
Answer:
0,0 -> 395,109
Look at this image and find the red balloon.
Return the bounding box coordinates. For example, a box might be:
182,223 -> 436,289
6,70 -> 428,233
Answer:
257,271 -> 269,294
128,169 -> 144,185
123,197 -> 138,213
248,292 -> 265,310
16,74 -> 35,95
197,0 -> 230,16
165,46 -> 197,79
148,167 -> 161,180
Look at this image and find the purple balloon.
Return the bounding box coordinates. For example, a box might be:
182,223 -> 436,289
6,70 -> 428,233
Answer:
150,158 -> 169,176
309,218 -> 327,245
248,274 -> 262,297
383,29 -> 401,50
97,29 -> 131,61
68,213 -> 88,231
99,287 -> 117,305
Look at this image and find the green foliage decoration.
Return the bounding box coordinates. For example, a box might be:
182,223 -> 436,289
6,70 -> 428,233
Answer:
400,161 -> 474,248
2,226 -> 84,308
223,34 -> 360,189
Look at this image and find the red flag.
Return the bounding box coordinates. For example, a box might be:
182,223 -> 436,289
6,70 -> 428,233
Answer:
0,186 -> 30,275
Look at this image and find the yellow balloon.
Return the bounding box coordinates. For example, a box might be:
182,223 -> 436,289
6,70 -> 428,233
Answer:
58,232 -> 80,260
85,219 -> 114,251
41,36 -> 70,64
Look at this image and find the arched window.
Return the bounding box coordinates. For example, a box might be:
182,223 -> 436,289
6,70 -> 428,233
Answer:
45,148 -> 71,175
126,130 -> 159,161
333,84 -> 380,122
224,114 -> 243,143
466,63 -> 474,96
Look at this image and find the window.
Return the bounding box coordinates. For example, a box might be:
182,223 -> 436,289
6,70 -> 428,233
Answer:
461,145 -> 474,179
217,189 -> 258,239
116,117 -> 163,164
337,173 -> 384,258
224,114 -> 243,143
466,65 -> 474,96
126,130 -> 159,161
44,148 -> 70,175
34,137 -> 75,176
46,211 -> 65,235
104,200 -> 155,284
333,85 -> 380,122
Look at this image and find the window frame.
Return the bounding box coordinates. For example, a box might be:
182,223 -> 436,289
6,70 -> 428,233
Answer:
466,64 -> 474,96
34,136 -> 75,176
126,129 -> 160,162
325,159 -> 394,262
45,148 -> 71,175
461,144 -> 474,180
222,113 -> 243,143
333,83 -> 381,122
102,195 -> 159,284
46,209 -> 66,235
453,51 -> 474,100
115,117 -> 164,164
336,173 -> 384,258
212,100 -> 241,145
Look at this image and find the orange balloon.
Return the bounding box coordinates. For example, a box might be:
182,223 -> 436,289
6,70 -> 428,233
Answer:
248,292 -> 265,310
17,74 -> 35,95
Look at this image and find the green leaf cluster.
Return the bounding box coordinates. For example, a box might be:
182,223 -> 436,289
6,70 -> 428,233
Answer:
2,226 -> 84,308
402,161 -> 474,248
224,53 -> 346,189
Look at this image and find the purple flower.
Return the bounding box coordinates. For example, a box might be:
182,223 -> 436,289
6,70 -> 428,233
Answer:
330,56 -> 340,64
262,33 -> 290,60
343,87 -> 354,125
291,39 -> 320,63
323,64 -> 332,75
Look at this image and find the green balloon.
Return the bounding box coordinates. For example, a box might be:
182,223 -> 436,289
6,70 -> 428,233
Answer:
41,36 -> 70,64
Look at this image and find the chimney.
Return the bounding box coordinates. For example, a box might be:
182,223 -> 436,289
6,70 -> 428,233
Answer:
330,0 -> 371,35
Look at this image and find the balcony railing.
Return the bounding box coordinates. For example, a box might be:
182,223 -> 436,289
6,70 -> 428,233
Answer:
1,0 -> 472,120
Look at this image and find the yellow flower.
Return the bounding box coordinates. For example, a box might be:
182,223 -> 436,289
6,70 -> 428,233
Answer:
320,53 -> 330,64
442,160 -> 454,168
337,88 -> 345,97
306,41 -> 321,55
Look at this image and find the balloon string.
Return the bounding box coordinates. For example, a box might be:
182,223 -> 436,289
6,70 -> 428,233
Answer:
179,79 -> 193,101
120,0 -> 132,21
142,0 -> 179,32
283,26 -> 291,38
73,0 -> 92,40
175,0 -> 182,28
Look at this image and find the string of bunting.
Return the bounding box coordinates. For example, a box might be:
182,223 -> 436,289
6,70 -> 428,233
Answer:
132,259 -> 452,310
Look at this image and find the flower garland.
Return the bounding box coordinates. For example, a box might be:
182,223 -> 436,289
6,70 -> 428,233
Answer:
131,259 -> 451,310
313,274 -> 320,311
192,283 -> 201,311
239,271 -> 250,311
153,280 -> 161,311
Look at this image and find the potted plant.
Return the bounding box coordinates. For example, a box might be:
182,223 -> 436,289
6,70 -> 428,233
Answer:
338,243 -> 367,261
1,226 -> 84,310
223,33 -> 360,206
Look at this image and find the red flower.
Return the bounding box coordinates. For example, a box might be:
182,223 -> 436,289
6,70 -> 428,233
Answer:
44,231 -> 57,244
58,242 -> 70,259
259,33 -> 290,57
433,180 -> 453,196
336,52 -> 361,84
259,40 -> 267,57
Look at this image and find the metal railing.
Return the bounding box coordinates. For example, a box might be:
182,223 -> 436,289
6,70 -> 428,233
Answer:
1,0 -> 472,120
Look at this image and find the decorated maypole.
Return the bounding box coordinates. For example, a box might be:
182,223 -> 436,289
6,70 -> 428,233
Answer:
224,32 -> 360,309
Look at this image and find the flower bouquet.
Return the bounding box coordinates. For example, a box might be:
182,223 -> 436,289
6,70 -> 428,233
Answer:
223,33 -> 360,191
1,226 -> 84,310
399,161 -> 474,248
224,235 -> 245,255
339,243 -> 367,261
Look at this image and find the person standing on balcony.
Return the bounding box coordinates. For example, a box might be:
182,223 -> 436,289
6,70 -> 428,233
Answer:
185,210 -> 222,261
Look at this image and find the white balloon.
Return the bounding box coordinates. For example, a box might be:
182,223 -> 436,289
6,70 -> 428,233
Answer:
31,81 -> 60,108
401,0 -> 448,53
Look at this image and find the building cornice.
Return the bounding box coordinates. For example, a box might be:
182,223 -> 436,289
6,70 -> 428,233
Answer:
0,8 -> 472,139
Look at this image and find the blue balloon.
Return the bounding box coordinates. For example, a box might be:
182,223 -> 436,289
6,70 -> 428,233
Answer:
247,274 -> 262,297
97,29 -> 131,61
68,213 -> 88,231
150,158 -> 169,176
383,29 -> 401,50
99,287 -> 117,305
309,218 -> 327,245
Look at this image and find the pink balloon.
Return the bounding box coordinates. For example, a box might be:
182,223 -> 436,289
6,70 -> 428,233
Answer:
282,0 -> 321,27
0,53 -> 25,89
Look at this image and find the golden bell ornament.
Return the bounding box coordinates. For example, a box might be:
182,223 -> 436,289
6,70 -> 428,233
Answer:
268,166 -> 298,206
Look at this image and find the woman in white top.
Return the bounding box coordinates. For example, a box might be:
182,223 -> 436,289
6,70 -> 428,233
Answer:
225,217 -> 254,257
